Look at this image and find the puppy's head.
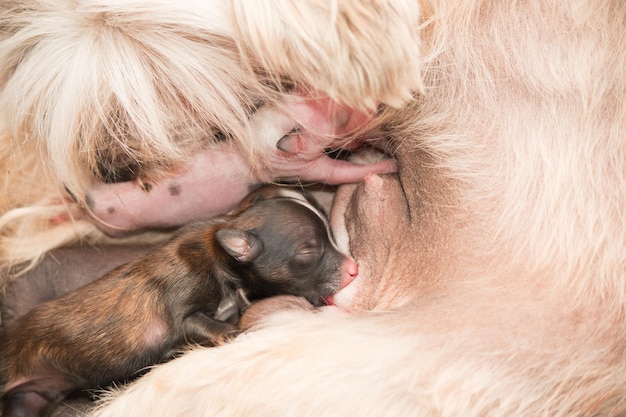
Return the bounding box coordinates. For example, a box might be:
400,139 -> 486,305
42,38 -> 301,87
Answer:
216,193 -> 357,306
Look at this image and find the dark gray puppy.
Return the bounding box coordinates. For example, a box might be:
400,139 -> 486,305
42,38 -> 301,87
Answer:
0,186 -> 358,417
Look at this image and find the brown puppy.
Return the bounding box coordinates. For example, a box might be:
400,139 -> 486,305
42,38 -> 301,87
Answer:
0,187 -> 357,417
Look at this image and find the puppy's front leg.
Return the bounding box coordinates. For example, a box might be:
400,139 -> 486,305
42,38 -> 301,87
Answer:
180,312 -> 240,347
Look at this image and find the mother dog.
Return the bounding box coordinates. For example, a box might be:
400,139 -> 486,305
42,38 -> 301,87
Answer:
2,1 -> 626,416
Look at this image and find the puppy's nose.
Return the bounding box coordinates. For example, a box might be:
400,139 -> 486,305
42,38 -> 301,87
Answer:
341,257 -> 359,288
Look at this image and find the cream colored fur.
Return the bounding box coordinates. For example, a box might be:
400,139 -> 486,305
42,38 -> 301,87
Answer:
2,0 -> 626,415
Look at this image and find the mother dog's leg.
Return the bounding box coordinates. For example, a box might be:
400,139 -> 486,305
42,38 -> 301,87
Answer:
230,0 -> 423,109
0,0 -> 422,275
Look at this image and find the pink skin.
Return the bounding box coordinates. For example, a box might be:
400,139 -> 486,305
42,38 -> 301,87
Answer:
339,256 -> 359,289
84,95 -> 397,236
85,148 -> 255,236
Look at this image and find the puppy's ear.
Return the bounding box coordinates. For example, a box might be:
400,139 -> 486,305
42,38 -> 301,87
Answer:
216,229 -> 263,262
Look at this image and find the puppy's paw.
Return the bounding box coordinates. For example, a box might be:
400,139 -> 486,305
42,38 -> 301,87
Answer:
238,295 -> 315,332
214,329 -> 243,346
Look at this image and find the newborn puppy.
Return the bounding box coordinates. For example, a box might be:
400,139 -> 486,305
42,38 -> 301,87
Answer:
0,186 -> 358,417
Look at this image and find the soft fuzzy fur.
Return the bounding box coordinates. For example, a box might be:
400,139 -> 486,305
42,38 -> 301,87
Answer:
2,0 -> 626,416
